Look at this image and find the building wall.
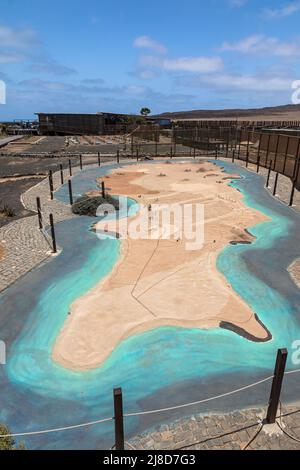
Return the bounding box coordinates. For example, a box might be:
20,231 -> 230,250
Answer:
38,113 -> 105,135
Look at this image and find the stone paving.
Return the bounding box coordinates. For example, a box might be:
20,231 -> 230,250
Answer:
129,405 -> 300,450
0,163 -> 86,292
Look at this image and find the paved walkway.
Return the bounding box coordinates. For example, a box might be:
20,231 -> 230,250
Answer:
129,405 -> 300,450
0,164 -> 83,292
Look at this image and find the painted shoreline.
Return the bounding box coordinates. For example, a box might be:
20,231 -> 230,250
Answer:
0,159 -> 299,449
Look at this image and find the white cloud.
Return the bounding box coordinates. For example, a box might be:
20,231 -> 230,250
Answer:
0,25 -> 38,49
27,56 -> 77,76
221,34 -> 300,56
133,36 -> 167,55
263,1 -> 300,19
139,54 -> 223,73
163,56 -> 223,72
187,73 -> 293,92
0,52 -> 26,64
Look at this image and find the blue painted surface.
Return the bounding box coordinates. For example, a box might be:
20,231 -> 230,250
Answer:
0,160 -> 300,449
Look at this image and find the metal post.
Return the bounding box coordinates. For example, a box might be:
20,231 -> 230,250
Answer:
69,159 -> 72,177
237,129 -> 242,159
49,213 -> 57,254
282,137 -> 290,175
36,197 -> 43,229
257,154 -> 261,173
80,154 -> 83,170
232,150 -> 235,163
273,172 -> 279,197
273,135 -> 280,170
215,146 -> 218,160
289,182 -> 296,207
98,152 -> 101,167
226,136 -> 229,158
68,180 -> 73,206
60,164 -> 64,185
266,160 -> 273,188
246,132 -> 250,161
136,148 -> 139,162
256,133 -> 262,171
170,147 -> 173,159
265,134 -> 271,169
193,145 -> 196,159
292,140 -> 300,180
114,388 -> 125,451
117,150 -> 120,164
266,349 -> 288,424
49,170 -> 54,200
102,181 -> 105,198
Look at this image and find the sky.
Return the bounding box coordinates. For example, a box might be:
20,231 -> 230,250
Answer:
1,0 -> 300,119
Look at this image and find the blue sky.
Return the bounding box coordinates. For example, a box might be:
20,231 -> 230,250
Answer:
0,0 -> 300,119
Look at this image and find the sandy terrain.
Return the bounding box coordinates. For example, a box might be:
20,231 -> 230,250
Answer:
53,161 -> 271,371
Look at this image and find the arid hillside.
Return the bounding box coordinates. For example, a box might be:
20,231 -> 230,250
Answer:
155,104 -> 300,122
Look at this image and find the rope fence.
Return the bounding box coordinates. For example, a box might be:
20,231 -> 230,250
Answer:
1,350 -> 300,451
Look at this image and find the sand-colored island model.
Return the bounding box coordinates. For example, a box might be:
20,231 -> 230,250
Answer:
53,161 -> 271,371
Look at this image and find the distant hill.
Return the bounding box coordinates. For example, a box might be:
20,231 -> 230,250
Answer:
154,104 -> 300,121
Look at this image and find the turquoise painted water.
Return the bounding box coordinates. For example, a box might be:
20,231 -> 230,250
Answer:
0,159 -> 300,449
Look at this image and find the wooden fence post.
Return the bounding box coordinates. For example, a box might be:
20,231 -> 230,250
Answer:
257,154 -> 261,173
256,134 -> 262,171
273,135 -> 280,171
289,183 -> 296,207
266,160 -> 273,188
282,137 -> 290,175
49,213 -> 57,254
114,388 -> 125,451
68,180 -> 73,206
36,197 -> 43,229
60,164 -> 64,185
266,349 -> 288,424
292,140 -> 300,180
265,134 -> 271,169
273,172 -> 279,197
49,170 -> 54,200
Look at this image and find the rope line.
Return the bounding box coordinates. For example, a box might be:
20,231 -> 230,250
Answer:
124,375 -> 275,417
0,417 -> 113,439
1,369 -> 300,438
